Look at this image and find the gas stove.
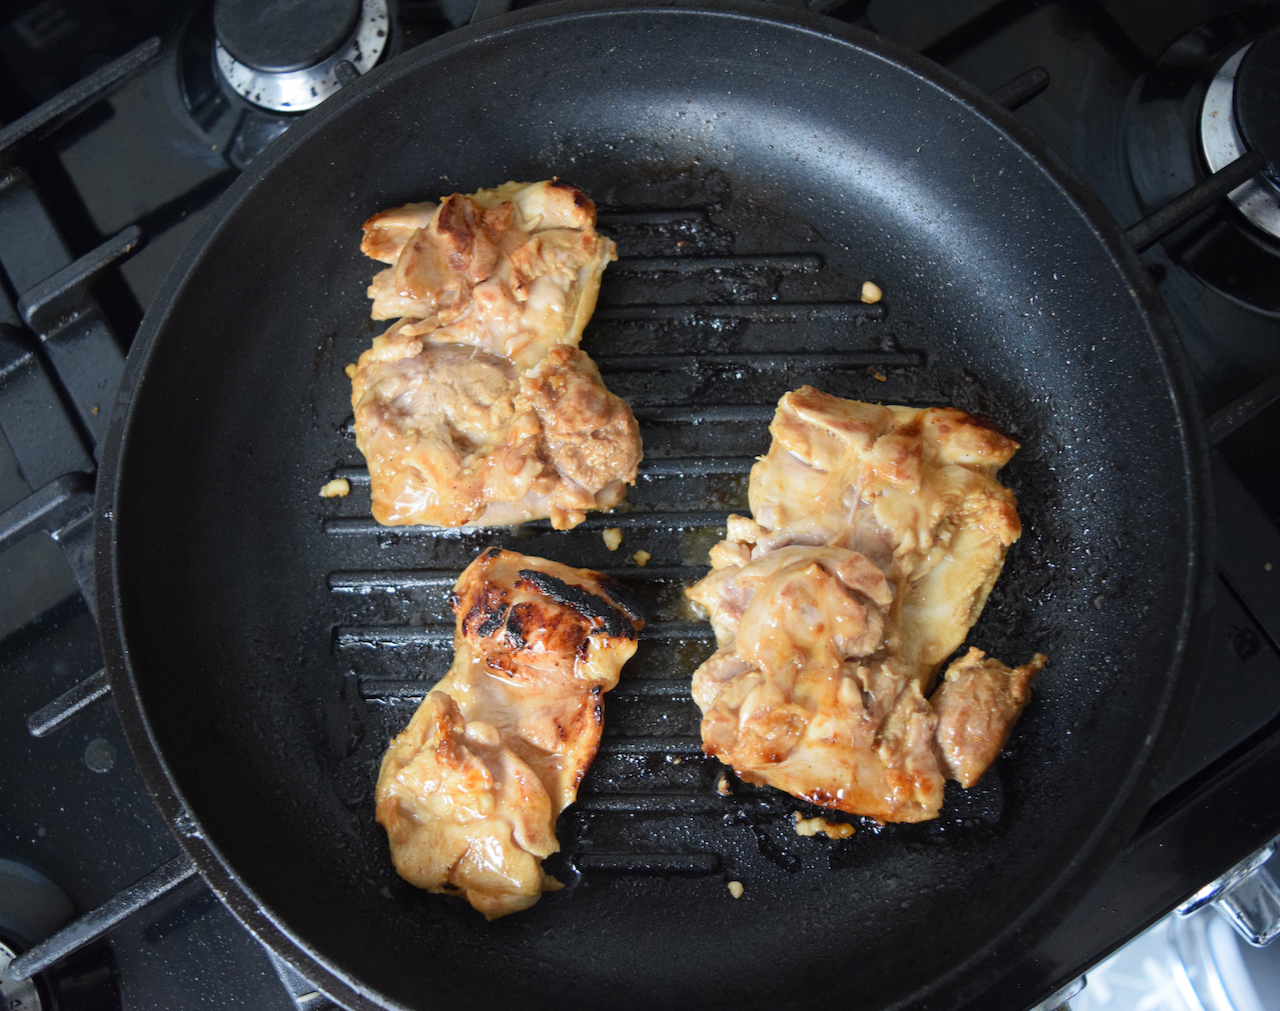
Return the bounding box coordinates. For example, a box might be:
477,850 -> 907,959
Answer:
1,2 -> 1278,1010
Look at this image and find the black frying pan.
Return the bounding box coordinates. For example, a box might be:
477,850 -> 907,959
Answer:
95,3 -> 1211,1009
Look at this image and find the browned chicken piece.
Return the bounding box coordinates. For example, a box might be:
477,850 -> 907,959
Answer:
932,647 -> 1045,788
352,330 -> 638,528
351,180 -> 641,528
687,386 -> 1046,822
375,548 -> 644,918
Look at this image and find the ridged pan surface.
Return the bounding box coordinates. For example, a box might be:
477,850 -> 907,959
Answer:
96,4 -> 1208,1010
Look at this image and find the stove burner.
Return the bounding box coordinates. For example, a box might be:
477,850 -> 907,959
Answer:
0,941 -> 42,1011
0,859 -> 119,1011
1125,8 -> 1280,317
1200,41 -> 1280,241
1236,29 -> 1280,181
213,0 -> 389,112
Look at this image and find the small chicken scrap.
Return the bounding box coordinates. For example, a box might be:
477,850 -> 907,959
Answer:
351,180 -> 642,529
375,547 -> 644,918
687,386 -> 1045,823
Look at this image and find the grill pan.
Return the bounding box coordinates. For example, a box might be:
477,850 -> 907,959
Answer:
95,3 -> 1212,1009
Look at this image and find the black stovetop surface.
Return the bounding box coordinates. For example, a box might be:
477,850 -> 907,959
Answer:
2,2 -> 1278,1010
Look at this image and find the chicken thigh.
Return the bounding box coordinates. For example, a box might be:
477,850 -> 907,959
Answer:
687,386 -> 1046,822
351,180 -> 641,529
376,548 -> 643,918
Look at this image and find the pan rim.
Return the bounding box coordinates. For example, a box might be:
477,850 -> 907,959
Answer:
93,2 -> 1213,1009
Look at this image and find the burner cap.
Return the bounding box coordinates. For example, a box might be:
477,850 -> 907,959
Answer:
214,0 -> 361,74
1235,28 -> 1280,176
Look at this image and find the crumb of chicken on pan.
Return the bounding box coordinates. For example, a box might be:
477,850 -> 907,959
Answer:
793,812 -> 856,839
